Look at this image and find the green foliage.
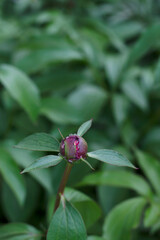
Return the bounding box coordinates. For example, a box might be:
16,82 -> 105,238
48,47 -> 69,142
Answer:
136,150 -> 160,196
68,84 -> 107,121
0,148 -> 26,205
87,237 -> 105,240
21,155 -> 63,173
0,64 -> 40,122
144,203 -> 160,228
78,170 -> 152,197
47,196 -> 87,240
0,223 -> 42,240
15,119 -> 134,176
103,197 -> 146,240
121,76 -> 148,110
1,179 -> 40,222
1,0 -> 160,239
88,149 -> 136,168
15,133 -> 60,152
125,23 -> 160,68
8,147 -> 54,193
41,96 -> 81,124
64,188 -> 102,228
77,119 -> 93,137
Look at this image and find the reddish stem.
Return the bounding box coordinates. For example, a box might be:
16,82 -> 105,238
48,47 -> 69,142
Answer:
53,163 -> 73,213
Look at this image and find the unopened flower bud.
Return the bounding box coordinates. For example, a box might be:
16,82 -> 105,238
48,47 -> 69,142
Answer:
60,135 -> 88,163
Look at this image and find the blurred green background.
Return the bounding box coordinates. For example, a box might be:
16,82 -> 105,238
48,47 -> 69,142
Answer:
0,0 -> 160,239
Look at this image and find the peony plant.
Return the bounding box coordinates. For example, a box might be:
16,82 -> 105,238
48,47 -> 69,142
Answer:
15,119 -> 136,239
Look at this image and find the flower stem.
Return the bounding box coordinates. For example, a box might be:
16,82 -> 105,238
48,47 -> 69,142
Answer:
53,162 -> 73,213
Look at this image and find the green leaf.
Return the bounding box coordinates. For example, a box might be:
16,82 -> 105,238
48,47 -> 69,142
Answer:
142,127 -> 160,156
78,39 -> 102,68
112,94 -> 129,125
88,237 -> 105,240
126,23 -> 160,67
47,196 -> 87,240
81,158 -> 95,170
151,219 -> 160,234
89,19 -> 126,52
78,170 -> 152,197
143,127 -> 160,146
68,84 -> 107,121
15,133 -> 59,152
136,150 -> 160,196
36,69 -> 91,93
103,197 -> 146,240
144,203 -> 160,227
0,148 -> 26,205
15,48 -> 83,73
121,120 -> 138,147
0,64 -> 40,122
41,97 -> 81,124
114,21 -> 143,40
98,185 -> 129,216
141,69 -> 154,93
121,77 -> 148,110
7,147 -> 53,194
1,178 -> 40,222
21,155 -> 63,173
104,55 -> 127,87
77,119 -> 93,137
87,149 -> 136,169
0,223 -> 42,240
0,19 -> 20,41
64,188 -> 101,228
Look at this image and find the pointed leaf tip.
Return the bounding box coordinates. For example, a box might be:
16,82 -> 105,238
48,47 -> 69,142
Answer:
87,149 -> 136,169
77,119 -> 93,137
81,158 -> 95,170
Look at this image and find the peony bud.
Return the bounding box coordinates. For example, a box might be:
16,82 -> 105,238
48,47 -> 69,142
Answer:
60,134 -> 88,163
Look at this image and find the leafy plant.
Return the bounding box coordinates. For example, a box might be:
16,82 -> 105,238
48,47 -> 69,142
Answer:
1,0 -> 160,239
11,119 -> 135,239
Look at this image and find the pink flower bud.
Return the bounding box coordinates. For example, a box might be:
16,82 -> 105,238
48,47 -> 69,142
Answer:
60,135 -> 88,163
